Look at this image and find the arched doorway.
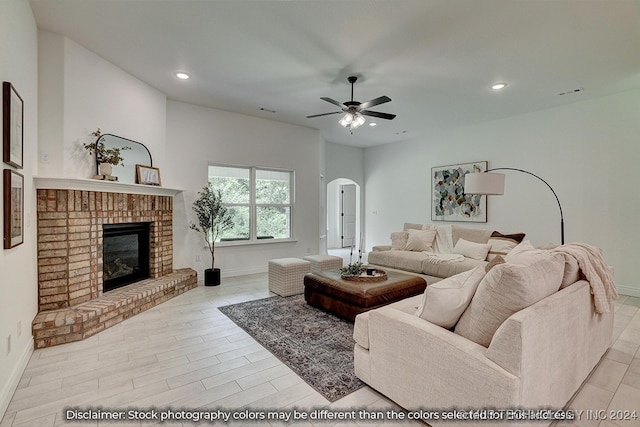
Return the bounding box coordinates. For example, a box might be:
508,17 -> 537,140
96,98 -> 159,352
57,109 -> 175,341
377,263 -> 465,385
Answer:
326,179 -> 362,262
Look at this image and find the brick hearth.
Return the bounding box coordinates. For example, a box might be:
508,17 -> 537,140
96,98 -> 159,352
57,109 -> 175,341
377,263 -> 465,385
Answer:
33,183 -> 197,348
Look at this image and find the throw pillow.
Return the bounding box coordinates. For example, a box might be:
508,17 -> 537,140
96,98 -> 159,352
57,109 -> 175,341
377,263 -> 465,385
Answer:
487,231 -> 526,261
485,255 -> 505,272
556,252 -> 581,289
508,241 -> 581,289
453,238 -> 491,260
405,229 -> 437,252
404,223 -> 427,231
390,231 -> 409,250
454,252 -> 565,347
415,266 -> 486,329
505,240 -> 543,260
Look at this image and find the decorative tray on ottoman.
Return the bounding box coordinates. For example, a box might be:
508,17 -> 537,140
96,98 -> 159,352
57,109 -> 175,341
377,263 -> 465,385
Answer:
340,267 -> 387,282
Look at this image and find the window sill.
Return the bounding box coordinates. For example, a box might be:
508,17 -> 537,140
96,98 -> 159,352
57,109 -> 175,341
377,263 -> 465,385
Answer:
216,238 -> 298,248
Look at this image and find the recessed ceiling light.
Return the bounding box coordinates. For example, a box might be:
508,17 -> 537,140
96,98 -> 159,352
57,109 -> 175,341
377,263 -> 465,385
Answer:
491,82 -> 507,90
175,72 -> 190,80
369,122 -> 377,127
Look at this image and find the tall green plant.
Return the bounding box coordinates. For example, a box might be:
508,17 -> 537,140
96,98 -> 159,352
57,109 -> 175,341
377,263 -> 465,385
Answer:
189,184 -> 234,269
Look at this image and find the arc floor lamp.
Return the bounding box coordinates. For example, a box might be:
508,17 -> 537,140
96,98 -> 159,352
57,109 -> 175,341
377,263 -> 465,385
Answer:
464,168 -> 565,244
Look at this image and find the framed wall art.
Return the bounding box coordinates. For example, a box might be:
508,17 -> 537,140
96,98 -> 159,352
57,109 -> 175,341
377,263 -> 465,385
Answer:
3,82 -> 24,169
3,169 -> 24,249
432,161 -> 487,222
136,164 -> 161,186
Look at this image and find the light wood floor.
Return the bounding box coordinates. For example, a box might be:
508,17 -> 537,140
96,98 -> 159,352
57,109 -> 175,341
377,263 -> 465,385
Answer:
1,273 -> 639,427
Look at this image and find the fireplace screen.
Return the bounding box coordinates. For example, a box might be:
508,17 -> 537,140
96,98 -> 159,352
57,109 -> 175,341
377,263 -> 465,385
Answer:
102,223 -> 150,292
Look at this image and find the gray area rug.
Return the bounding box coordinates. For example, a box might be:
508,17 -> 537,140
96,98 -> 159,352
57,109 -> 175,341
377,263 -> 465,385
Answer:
218,295 -> 364,402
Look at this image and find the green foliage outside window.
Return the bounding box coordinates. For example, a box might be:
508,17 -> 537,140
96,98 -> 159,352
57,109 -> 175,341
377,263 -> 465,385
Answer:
208,166 -> 292,242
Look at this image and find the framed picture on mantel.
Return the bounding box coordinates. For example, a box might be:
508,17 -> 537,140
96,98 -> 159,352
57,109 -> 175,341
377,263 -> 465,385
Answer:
3,82 -> 24,169
4,169 -> 24,249
136,164 -> 161,186
432,161 -> 487,223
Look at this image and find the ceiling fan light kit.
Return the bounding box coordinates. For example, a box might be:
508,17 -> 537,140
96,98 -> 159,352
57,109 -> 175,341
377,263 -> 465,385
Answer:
339,112 -> 365,129
306,75 -> 396,133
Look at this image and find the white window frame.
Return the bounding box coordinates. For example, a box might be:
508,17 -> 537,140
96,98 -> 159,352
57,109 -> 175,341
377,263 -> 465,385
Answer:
208,163 -> 295,246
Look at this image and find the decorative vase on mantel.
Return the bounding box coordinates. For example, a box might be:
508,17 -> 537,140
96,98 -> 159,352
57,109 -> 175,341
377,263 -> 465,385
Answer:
99,163 -> 113,177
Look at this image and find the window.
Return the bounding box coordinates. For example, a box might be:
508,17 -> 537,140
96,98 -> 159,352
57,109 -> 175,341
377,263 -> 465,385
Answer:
208,165 -> 293,243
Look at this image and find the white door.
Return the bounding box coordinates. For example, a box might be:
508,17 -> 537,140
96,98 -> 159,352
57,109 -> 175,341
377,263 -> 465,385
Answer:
340,184 -> 357,248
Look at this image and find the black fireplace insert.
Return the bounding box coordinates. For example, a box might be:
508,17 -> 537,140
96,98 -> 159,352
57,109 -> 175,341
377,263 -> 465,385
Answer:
102,223 -> 150,292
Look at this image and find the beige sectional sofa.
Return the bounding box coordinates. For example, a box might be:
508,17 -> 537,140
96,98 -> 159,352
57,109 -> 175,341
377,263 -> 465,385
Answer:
367,223 -> 517,280
355,236 -> 615,427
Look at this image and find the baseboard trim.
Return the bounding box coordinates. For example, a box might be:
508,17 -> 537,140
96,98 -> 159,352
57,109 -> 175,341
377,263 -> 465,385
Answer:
0,337 -> 34,422
220,265 -> 268,278
617,285 -> 640,298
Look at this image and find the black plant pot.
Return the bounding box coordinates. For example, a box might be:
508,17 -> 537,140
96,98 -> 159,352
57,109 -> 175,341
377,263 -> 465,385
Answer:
204,268 -> 221,286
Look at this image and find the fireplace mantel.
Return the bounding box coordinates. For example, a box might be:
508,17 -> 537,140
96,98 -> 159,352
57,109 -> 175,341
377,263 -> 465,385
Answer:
34,176 -> 182,196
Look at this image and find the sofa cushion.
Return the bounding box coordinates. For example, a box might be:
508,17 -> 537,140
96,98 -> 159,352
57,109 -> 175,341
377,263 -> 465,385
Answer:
453,238 -> 491,260
368,250 -> 430,273
454,252 -> 565,347
420,256 -> 485,278
415,266 -> 486,328
452,225 -> 493,245
405,229 -> 436,252
353,294 -> 422,350
487,231 -> 526,261
390,231 -> 409,250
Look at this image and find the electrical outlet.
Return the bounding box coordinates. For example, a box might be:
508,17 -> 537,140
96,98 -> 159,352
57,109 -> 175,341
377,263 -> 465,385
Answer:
6,334 -> 11,355
195,254 -> 201,262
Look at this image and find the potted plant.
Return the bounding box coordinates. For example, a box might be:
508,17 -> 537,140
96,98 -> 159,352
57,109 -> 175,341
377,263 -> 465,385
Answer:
82,128 -> 130,176
189,183 -> 234,286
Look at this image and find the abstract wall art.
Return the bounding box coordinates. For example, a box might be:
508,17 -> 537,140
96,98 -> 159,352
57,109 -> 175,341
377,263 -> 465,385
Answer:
432,161 -> 487,222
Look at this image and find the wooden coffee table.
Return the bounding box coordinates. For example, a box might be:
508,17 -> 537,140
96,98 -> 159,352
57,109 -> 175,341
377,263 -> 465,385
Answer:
303,268 -> 427,322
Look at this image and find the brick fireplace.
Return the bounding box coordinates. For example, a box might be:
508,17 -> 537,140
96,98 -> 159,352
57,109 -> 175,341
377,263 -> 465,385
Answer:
32,178 -> 197,348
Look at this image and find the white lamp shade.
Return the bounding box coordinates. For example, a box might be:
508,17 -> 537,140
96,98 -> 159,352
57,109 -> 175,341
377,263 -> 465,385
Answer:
464,172 -> 505,195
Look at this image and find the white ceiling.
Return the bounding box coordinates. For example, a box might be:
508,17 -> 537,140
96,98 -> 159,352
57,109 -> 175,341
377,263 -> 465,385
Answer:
30,0 -> 640,148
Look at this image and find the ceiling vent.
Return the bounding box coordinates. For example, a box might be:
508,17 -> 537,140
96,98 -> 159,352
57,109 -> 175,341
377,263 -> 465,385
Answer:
558,88 -> 583,96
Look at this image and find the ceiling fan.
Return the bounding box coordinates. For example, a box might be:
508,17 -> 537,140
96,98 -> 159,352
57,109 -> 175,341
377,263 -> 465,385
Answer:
306,76 -> 396,132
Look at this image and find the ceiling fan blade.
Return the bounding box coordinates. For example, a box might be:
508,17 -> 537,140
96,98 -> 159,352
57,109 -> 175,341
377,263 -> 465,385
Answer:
361,110 -> 396,120
306,111 -> 343,118
321,97 -> 346,109
359,96 -> 391,110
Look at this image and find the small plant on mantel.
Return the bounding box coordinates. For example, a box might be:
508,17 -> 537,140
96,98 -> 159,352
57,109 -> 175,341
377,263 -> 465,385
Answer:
189,183 -> 234,286
82,128 -> 130,175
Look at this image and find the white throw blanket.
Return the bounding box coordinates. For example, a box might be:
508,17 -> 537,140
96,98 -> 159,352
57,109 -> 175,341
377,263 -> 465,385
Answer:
551,243 -> 618,314
424,225 -> 464,264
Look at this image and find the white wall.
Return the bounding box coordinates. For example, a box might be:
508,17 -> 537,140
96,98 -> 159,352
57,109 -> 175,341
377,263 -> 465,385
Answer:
0,0 -> 39,419
365,89 -> 640,296
166,100 -> 321,277
38,31 -> 167,180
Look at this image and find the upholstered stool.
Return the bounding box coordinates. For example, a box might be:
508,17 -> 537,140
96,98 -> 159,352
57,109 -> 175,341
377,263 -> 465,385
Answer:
268,258 -> 311,296
303,254 -> 343,273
